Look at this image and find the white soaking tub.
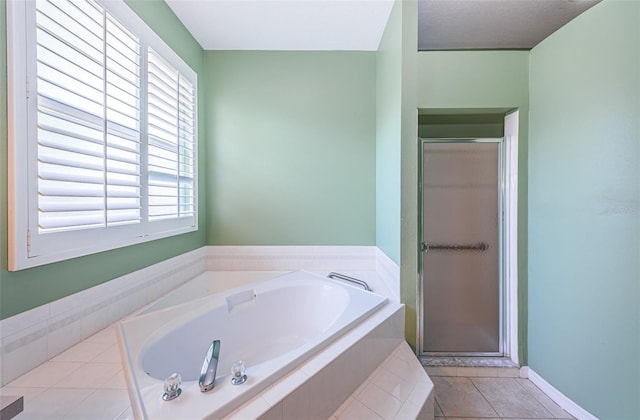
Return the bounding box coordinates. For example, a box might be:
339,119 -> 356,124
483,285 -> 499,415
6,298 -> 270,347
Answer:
118,270 -> 388,419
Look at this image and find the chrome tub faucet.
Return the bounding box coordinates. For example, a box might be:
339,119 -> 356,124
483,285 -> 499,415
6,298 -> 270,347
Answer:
199,340 -> 221,392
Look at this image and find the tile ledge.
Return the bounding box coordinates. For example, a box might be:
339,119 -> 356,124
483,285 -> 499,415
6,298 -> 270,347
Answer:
333,341 -> 435,420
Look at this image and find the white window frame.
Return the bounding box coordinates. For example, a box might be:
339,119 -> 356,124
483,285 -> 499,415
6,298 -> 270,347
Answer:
7,0 -> 198,271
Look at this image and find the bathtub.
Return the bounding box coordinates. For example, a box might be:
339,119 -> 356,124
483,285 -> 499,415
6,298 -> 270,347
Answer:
118,270 -> 388,419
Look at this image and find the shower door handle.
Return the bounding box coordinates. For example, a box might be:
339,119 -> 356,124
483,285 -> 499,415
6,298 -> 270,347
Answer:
421,242 -> 489,252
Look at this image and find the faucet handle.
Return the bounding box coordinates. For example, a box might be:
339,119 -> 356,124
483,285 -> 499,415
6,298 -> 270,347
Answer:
162,373 -> 182,401
231,360 -> 247,385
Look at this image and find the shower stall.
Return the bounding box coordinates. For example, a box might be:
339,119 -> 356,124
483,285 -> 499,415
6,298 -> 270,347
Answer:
419,138 -> 505,356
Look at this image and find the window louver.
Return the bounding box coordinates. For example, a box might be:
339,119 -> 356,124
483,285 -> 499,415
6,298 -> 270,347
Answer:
36,0 -> 141,233
147,48 -> 195,221
8,0 -> 197,270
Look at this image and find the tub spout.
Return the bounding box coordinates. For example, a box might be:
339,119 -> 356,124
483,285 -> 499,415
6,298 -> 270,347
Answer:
199,340 -> 221,392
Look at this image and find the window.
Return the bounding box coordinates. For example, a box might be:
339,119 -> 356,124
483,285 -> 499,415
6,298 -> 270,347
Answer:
7,0 -> 198,270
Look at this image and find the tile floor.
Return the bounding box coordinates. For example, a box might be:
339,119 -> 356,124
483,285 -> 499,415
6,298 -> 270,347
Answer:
427,368 -> 575,420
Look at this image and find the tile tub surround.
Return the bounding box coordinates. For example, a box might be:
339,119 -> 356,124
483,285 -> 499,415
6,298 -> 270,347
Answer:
205,246 -> 400,302
0,269 -> 424,419
220,304 -> 419,419
0,245 -> 399,388
119,271 -> 393,419
0,248 -> 207,387
0,315 -> 432,419
329,342 -> 434,420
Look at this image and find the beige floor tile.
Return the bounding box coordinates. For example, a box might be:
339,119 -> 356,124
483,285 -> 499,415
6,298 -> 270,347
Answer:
432,376 -> 498,418
475,367 -> 499,377
471,377 -> 554,418
434,400 -> 444,416
444,418 -> 491,420
425,366 -> 457,377
516,379 -> 574,419
504,418 -> 557,420
497,367 -> 521,378
456,366 -> 478,377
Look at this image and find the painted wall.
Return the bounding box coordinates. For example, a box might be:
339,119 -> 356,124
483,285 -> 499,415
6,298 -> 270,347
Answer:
0,0 -> 206,319
376,0 -> 403,265
204,51 -> 376,246
399,0 -> 419,348
528,0 -> 640,417
411,50 -> 530,358
374,0 -> 420,345
418,114 -> 505,138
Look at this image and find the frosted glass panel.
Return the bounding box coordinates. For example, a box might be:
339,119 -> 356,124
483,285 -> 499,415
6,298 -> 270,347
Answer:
422,142 -> 500,354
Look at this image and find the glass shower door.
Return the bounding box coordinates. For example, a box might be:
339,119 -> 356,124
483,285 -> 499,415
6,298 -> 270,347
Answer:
421,140 -> 502,355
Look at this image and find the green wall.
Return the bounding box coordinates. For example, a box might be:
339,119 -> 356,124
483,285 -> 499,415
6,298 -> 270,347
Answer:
399,0 -> 419,348
411,50 -> 530,358
528,0 -> 640,417
376,0 -> 403,265
0,0 -> 206,320
418,113 -> 505,138
204,51 -> 376,246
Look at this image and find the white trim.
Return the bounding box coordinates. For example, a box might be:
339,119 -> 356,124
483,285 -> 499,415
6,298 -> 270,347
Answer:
525,367 -> 599,420
504,110 -> 519,365
206,245 -> 377,271
6,0 -> 29,272
375,248 -> 400,303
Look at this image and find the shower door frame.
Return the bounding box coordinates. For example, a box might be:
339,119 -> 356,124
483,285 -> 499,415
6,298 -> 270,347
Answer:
417,136 -> 516,359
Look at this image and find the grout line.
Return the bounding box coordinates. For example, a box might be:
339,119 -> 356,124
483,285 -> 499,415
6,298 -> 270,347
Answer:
435,399 -> 445,418
467,376 -> 501,418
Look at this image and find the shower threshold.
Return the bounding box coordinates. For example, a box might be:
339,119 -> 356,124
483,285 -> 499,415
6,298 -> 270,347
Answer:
420,356 -> 518,368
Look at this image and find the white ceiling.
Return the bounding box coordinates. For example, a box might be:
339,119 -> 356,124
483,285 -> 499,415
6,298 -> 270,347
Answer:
165,0 -> 601,51
165,0 -> 395,51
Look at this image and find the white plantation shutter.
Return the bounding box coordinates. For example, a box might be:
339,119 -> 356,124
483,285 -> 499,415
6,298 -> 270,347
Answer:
36,0 -> 141,233
8,0 -> 197,270
147,49 -> 196,221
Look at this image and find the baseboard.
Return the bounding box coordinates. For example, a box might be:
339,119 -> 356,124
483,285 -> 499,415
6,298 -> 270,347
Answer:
523,367 -> 598,420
